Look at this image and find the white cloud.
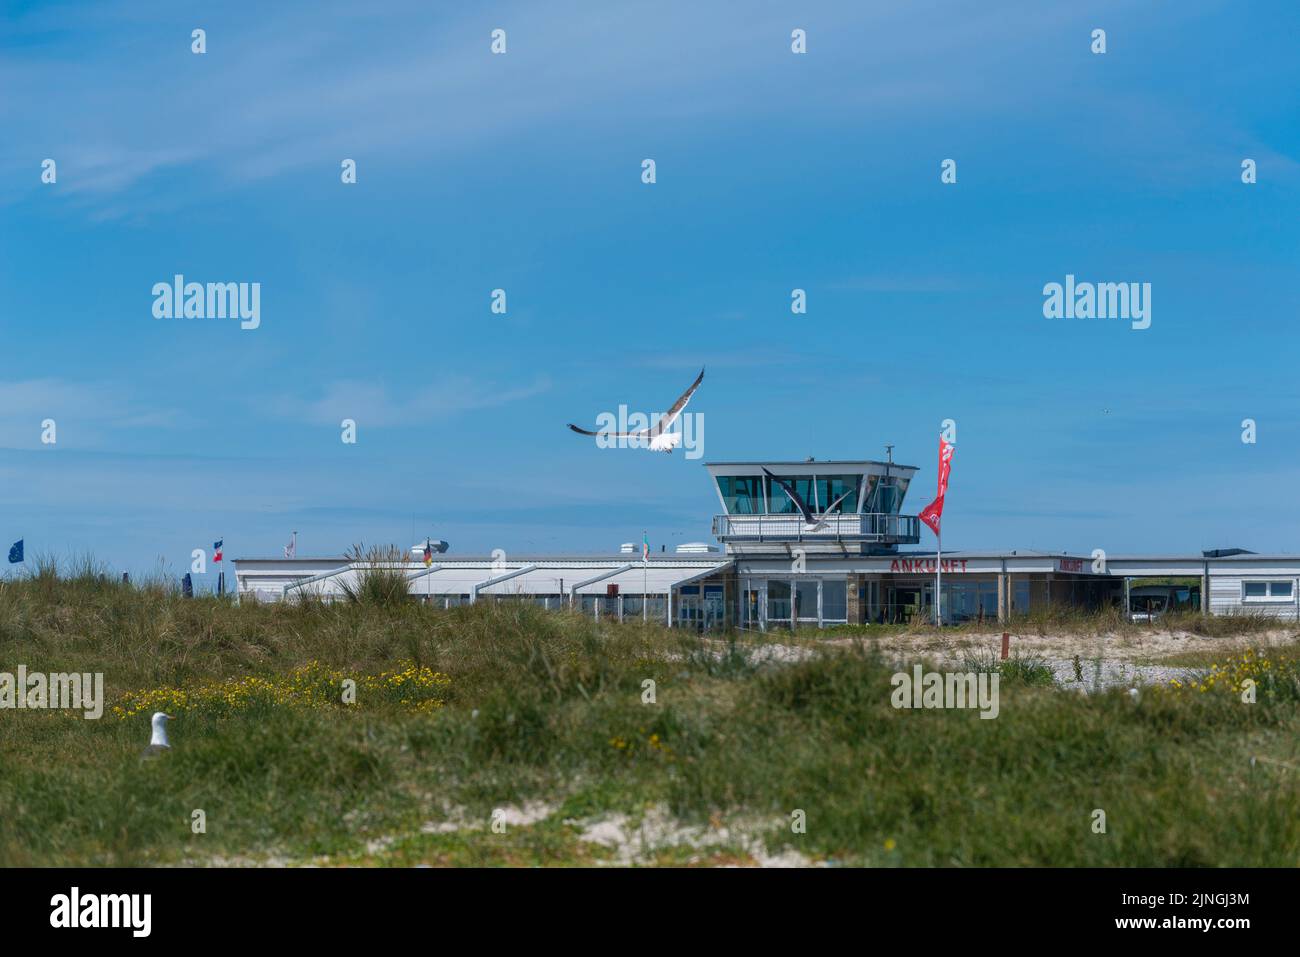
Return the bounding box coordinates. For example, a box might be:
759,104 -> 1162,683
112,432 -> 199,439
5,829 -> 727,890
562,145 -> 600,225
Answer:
0,0 -> 1165,205
0,378 -> 178,448
272,375 -> 551,428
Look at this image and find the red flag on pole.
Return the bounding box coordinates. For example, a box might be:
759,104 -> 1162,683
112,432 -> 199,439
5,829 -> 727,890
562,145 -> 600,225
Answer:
918,438 -> 954,536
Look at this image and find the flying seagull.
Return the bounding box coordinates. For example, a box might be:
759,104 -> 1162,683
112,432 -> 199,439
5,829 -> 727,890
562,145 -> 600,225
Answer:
567,368 -> 704,453
762,467 -> 856,531
141,711 -> 174,759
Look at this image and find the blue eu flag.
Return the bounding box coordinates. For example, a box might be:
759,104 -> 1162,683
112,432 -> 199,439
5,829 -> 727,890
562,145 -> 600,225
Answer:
7,539 -> 22,564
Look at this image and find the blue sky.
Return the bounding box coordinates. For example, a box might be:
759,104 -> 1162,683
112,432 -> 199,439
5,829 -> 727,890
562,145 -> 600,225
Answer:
1,0 -> 1298,580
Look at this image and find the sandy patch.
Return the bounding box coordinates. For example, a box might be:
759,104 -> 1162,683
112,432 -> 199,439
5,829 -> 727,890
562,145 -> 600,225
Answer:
575,804 -> 814,867
826,626 -> 1300,668
699,627 -> 1298,692
418,800 -> 559,835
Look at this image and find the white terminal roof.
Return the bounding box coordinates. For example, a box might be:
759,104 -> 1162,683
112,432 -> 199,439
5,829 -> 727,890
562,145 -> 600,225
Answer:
255,556 -> 732,599
572,563 -> 722,595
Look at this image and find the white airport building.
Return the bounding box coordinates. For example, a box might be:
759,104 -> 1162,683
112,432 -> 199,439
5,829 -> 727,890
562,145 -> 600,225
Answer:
235,457 -> 1300,629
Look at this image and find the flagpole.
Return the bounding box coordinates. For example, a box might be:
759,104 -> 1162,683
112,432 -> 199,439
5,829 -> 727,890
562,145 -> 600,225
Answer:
642,529 -> 648,622
936,525 -> 942,627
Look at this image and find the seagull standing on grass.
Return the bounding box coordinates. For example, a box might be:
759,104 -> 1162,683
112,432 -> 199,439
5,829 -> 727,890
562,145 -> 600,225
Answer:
141,712 -> 175,759
762,467 -> 856,531
567,368 -> 704,453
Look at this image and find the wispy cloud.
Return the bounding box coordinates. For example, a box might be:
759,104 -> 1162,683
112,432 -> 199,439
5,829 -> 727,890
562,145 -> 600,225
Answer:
0,378 -> 179,448
271,375 -> 552,428
0,0 -> 1167,207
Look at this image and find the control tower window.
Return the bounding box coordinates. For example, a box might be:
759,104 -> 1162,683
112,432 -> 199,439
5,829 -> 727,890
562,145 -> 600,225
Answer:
868,476 -> 911,514
766,474 -> 813,514
815,475 -> 861,513
892,477 -> 911,511
716,475 -> 764,514
859,475 -> 878,512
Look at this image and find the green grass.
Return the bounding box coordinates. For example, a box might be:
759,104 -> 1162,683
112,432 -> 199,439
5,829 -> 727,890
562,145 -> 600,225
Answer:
960,650 -> 1058,686
1,571 -> 1298,866
336,543 -> 414,607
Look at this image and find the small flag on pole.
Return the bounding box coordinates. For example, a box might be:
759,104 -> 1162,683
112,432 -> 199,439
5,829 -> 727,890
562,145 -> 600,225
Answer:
642,531 -> 649,563
918,438 -> 954,537
284,531 -> 297,559
213,539 -> 223,563
919,436 -> 955,628
182,572 -> 193,598
7,539 -> 22,564
423,541 -> 433,567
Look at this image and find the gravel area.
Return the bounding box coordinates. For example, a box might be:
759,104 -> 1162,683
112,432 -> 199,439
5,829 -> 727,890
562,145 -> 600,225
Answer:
1037,657 -> 1194,693
702,627 -> 1300,693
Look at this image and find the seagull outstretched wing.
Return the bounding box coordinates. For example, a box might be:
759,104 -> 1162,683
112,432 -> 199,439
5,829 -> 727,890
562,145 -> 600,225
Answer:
649,367 -> 704,437
567,368 -> 705,440
822,486 -> 857,514
762,467 -> 816,525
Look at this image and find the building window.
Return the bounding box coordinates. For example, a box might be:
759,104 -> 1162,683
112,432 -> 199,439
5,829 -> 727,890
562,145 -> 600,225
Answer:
1013,580 -> 1031,613
766,475 -> 813,515
795,580 -> 818,620
943,580 -> 998,623
1242,580 -> 1295,602
822,579 -> 848,621
717,475 -> 764,514
815,475 -> 861,513
860,579 -> 879,621
767,580 -> 791,620
743,583 -> 761,627
703,586 -> 726,630
868,477 -> 911,514
858,475 -> 878,513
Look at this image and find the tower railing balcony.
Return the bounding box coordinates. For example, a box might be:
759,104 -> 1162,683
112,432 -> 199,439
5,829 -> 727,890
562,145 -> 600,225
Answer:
711,513 -> 921,545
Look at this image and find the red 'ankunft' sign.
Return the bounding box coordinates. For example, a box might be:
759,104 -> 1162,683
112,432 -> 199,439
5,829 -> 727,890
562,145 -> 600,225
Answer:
890,558 -> 969,573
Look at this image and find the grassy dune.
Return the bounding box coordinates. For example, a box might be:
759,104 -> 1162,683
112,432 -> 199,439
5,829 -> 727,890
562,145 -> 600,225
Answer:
1,568 -> 1298,866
